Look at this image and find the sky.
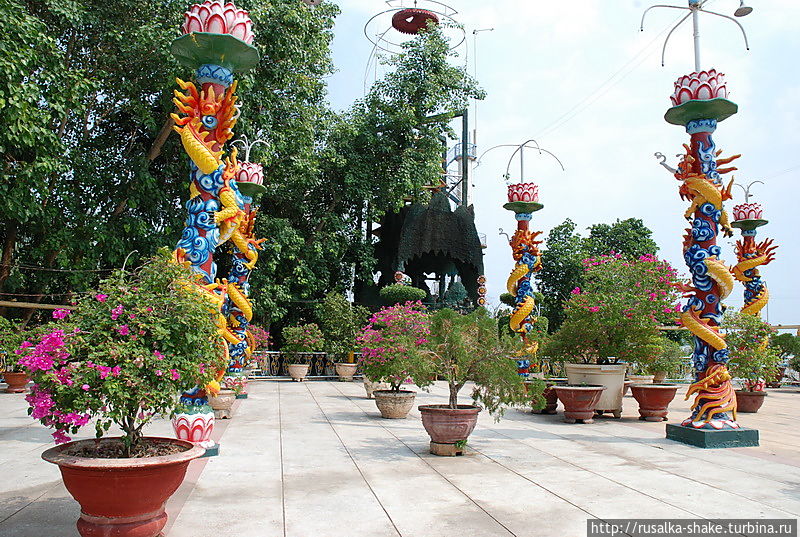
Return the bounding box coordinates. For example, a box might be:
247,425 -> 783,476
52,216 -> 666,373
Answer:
322,0 -> 800,327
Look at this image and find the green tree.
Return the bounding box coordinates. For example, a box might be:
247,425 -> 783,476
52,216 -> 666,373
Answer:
585,218 -> 659,259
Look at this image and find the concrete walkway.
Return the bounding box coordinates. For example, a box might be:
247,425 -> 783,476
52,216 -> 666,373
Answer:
1,380 -> 798,536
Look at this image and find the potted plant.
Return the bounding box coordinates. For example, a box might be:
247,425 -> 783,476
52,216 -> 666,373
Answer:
16,253 -> 224,537
379,283 -> 426,305
552,384 -> 606,424
281,323 -> 325,381
723,311 -> 780,413
647,337 -> 687,383
417,308 -> 538,455
768,333 -> 798,388
628,337 -> 681,421
357,302 -> 432,418
0,316 -> 33,393
316,292 -> 369,382
548,254 -> 682,419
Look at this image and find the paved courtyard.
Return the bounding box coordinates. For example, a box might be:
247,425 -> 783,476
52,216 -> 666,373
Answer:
1,380 -> 798,536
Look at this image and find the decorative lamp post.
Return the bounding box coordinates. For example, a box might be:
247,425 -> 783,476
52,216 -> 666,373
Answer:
502,140 -> 563,378
169,0 -> 261,456
644,0 -> 760,447
730,182 -> 777,317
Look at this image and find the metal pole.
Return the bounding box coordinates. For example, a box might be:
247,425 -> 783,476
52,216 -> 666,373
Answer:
692,6 -> 701,71
461,108 -> 469,206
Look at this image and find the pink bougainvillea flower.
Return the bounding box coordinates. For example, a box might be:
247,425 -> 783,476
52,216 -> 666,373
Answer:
153,350 -> 164,360
588,306 -> 600,313
571,287 -> 581,295
94,294 -> 108,302
110,304 -> 124,320
52,308 -> 70,320
52,430 -> 71,444
116,325 -> 130,336
155,370 -> 163,377
81,384 -> 90,391
170,369 -> 180,381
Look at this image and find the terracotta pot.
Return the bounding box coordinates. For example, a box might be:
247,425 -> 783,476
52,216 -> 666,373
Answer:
525,381 -> 560,414
736,390 -> 767,413
42,437 -> 204,537
565,363 -> 626,418
363,378 -> 389,399
652,371 -> 667,384
373,390 -> 416,419
287,363 -> 309,382
628,374 -> 655,384
209,389 -> 236,419
3,371 -> 30,393
419,405 -> 481,445
553,385 -> 605,424
335,363 -> 358,382
630,383 -> 679,422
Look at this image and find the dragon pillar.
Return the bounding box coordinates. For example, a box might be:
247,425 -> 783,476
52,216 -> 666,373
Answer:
503,182 -> 543,378
168,0 -> 260,455
731,202 -> 776,317
665,69 -> 743,431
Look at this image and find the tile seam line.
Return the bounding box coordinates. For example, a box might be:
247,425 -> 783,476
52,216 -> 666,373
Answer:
279,382 -> 287,537
304,382 -> 402,537
500,402 -> 800,485
493,414 -> 800,515
0,486 -> 56,526
326,382 -> 520,537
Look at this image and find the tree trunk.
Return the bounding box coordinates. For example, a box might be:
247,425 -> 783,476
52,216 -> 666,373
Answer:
0,220 -> 18,292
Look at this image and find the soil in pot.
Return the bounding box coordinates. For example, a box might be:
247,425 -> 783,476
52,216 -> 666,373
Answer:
287,363 -> 309,382
373,390 -> 416,419
3,371 -> 30,393
553,385 -> 605,424
418,405 -> 481,447
42,437 -> 204,537
736,390 -> 767,413
630,383 -> 679,422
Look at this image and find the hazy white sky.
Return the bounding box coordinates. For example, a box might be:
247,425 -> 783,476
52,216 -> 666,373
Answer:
324,0 -> 800,326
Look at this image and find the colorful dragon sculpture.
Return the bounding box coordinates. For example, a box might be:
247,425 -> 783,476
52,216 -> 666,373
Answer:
169,0 -> 263,451
730,202 -> 776,317
663,69 -> 745,429
504,182 -> 544,377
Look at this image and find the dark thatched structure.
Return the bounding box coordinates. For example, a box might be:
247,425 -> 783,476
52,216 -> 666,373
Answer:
370,192 -> 484,303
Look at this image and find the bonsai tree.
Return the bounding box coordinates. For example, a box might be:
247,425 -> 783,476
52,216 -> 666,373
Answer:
722,312 -> 780,391
421,308 -> 541,416
316,292 -> 369,361
16,252 -> 224,455
357,301 -> 432,391
548,254 -> 682,364
379,284 -> 426,305
281,323 -> 325,362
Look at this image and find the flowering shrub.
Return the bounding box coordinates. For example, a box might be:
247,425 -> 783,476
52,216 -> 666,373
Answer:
547,254 -> 682,364
16,253 -> 224,455
357,302 -> 432,391
281,323 -> 325,355
379,284 -> 426,305
722,312 -> 780,391
249,324 -> 271,350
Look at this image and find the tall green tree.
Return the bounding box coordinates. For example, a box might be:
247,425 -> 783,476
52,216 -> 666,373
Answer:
584,218 -> 658,259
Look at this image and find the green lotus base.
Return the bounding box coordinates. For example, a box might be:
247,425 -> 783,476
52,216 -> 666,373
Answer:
666,424 -> 759,448
665,98 -> 738,126
731,218 -> 768,231
201,443 -> 220,458
238,182 -> 267,198
235,393 -> 248,399
171,32 -> 259,72
503,201 -> 544,214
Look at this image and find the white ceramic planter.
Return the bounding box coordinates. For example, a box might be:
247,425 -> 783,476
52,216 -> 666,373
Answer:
287,363 -> 309,382
565,363 -> 627,418
335,363 -> 358,382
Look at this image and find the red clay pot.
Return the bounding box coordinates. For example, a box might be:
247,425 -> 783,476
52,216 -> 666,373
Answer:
553,385 -> 605,424
524,381 -> 560,414
3,371 -> 30,393
418,405 -> 481,444
735,390 -> 767,413
42,437 -> 204,537
630,383 -> 679,422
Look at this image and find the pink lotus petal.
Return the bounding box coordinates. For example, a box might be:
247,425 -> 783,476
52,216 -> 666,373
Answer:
696,82 -> 712,100
231,20 -> 248,41
206,13 -> 226,34
677,87 -> 693,104
197,5 -> 210,26
224,5 -> 237,28
186,14 -> 203,34
716,86 -> 727,99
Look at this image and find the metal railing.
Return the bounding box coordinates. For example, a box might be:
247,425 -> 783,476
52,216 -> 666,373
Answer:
249,351 -> 362,379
